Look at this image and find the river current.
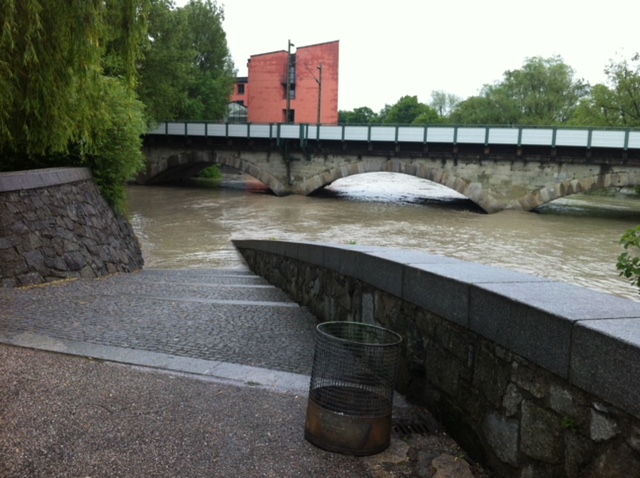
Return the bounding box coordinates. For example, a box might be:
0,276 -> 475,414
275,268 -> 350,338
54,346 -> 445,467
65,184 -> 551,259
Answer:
127,172 -> 640,301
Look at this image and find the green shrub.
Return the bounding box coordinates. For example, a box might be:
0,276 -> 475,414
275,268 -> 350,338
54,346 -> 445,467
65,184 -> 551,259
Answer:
617,225 -> 640,292
197,165 -> 222,179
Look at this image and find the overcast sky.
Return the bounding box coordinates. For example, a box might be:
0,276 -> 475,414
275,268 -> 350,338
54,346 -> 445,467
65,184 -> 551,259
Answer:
177,0 -> 639,112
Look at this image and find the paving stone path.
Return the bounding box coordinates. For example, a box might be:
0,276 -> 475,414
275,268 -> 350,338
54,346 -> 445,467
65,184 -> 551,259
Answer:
0,268 -> 318,375
0,268 -> 491,477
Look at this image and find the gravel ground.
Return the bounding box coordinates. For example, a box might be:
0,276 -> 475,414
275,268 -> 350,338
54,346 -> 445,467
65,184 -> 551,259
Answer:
0,345 -> 371,478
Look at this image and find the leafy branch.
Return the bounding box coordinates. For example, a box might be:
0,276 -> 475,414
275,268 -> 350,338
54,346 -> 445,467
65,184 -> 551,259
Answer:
616,226 -> 640,291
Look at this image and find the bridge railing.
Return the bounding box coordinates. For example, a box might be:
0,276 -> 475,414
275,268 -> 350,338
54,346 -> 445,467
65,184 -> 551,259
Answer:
148,122 -> 640,151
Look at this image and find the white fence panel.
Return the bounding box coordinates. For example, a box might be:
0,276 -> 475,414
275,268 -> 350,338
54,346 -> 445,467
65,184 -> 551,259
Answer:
629,131 -> 640,149
591,130 -> 625,149
228,124 -> 248,137
521,128 -> 553,146
319,126 -> 342,140
555,129 -> 589,147
343,126 -> 368,141
427,127 -> 455,143
370,127 -> 396,142
457,127 -> 486,144
279,124 -> 299,139
186,123 -> 206,136
167,122 -> 186,135
397,127 -> 424,142
249,124 -> 271,138
207,124 -> 226,137
305,125 -> 318,139
488,128 -> 519,145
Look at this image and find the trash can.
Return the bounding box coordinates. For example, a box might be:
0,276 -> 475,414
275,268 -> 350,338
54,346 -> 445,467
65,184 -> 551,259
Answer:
304,321 -> 402,456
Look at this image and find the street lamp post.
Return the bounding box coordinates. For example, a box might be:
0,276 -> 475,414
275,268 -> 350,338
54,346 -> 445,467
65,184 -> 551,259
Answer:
285,40 -> 294,123
316,64 -> 323,125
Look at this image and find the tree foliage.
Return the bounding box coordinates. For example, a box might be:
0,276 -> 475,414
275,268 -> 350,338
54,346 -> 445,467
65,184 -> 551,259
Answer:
340,96 -> 446,125
0,0 -> 235,210
570,54 -> 640,127
617,225 -> 640,293
339,106 -> 378,124
382,96 -> 440,124
450,56 -> 588,125
429,90 -> 461,119
137,0 -> 236,122
0,0 -> 149,210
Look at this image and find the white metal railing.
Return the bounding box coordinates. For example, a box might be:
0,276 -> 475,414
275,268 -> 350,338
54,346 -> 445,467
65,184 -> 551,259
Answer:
147,122 -> 640,151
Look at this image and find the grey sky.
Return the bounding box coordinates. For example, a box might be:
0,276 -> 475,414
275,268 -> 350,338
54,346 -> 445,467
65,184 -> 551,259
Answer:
179,0 -> 639,112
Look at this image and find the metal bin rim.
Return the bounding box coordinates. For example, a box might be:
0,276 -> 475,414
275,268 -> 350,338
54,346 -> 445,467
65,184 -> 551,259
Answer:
316,321 -> 402,347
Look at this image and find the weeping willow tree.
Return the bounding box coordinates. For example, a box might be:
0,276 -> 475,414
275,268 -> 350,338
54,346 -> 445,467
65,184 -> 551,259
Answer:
0,0 -> 149,210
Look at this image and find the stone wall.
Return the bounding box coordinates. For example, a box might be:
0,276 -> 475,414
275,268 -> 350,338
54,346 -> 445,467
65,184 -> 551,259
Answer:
233,239 -> 640,478
1,168 -> 143,287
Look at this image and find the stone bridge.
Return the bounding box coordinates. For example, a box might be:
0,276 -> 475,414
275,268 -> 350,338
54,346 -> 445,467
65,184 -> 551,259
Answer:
141,122 -> 640,213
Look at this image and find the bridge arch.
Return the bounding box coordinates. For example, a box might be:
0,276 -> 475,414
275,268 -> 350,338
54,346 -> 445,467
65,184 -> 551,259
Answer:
140,149 -> 289,194
517,172 -> 640,210
295,158 -> 498,213
215,153 -> 289,195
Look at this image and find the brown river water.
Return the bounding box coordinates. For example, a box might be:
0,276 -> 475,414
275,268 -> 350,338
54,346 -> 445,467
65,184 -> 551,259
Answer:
127,172 -> 640,301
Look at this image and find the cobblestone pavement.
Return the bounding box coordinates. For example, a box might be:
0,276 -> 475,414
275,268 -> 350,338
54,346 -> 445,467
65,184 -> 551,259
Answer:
0,268 -> 318,375
0,268 -> 491,477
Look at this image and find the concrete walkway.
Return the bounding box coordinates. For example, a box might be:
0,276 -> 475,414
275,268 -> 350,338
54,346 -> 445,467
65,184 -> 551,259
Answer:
0,268 -> 489,477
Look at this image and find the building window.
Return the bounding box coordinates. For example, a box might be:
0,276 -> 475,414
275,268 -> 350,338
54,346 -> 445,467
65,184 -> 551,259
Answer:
283,84 -> 296,100
283,109 -> 295,123
237,84 -> 245,95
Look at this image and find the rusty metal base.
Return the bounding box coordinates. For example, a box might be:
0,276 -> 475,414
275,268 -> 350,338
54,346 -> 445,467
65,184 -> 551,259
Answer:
304,396 -> 392,456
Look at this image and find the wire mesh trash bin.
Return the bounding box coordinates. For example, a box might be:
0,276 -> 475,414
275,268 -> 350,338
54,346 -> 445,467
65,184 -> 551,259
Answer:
304,321 -> 402,456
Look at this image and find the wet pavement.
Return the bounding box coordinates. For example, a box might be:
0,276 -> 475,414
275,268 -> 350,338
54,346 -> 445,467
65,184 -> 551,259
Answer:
0,268 -> 490,477
0,269 -> 317,375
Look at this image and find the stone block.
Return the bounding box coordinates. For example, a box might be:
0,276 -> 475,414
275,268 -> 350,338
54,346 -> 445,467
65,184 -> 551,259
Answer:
289,241 -> 325,267
319,244 -> 384,277
571,318 -> 640,420
232,239 -> 287,257
469,281 -> 640,379
366,249 -> 462,265
590,409 -> 619,442
482,411 -> 519,466
521,400 -> 563,463
351,253 -> 405,296
404,261 -> 545,328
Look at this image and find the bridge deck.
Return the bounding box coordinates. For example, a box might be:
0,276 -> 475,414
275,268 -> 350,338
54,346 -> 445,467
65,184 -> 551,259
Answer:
148,121 -> 640,153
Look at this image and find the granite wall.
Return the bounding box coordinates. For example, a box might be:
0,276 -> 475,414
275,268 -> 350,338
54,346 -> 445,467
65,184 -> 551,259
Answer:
1,168 -> 143,287
233,239 -> 640,478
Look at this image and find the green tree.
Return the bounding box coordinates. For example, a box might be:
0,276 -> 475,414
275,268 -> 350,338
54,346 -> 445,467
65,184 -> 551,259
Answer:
138,0 -> 236,122
429,90 -> 461,119
383,95 -> 440,124
0,0 -> 104,156
449,96 -> 506,124
83,76 -> 147,209
450,56 -> 588,125
339,106 -> 378,124
0,0 -> 149,210
569,53 -> 640,127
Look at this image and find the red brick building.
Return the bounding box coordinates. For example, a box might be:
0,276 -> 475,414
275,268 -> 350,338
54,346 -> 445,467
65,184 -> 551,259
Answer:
230,40 -> 339,124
